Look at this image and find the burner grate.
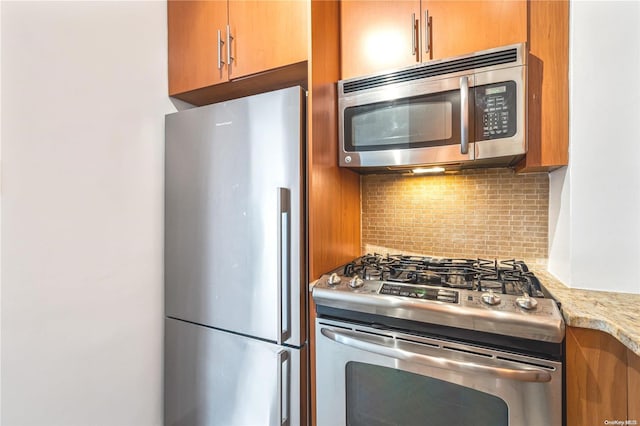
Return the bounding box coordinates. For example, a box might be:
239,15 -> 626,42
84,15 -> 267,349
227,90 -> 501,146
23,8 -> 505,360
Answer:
342,254 -> 544,297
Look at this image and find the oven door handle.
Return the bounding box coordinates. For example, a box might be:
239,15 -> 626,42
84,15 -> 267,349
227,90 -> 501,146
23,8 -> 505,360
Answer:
321,328 -> 552,383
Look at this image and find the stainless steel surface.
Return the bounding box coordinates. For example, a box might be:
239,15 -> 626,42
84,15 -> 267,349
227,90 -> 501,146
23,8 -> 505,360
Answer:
474,64 -> 527,160
226,24 -> 234,65
277,187 -> 291,345
312,275 -> 565,343
424,10 -> 430,54
411,13 -> 417,56
165,318 -> 303,426
338,73 -> 475,168
316,318 -> 563,426
165,86 -> 306,346
460,75 -> 469,154
321,327 -> 552,383
338,43 -> 527,171
277,350 -> 290,426
217,29 -> 224,69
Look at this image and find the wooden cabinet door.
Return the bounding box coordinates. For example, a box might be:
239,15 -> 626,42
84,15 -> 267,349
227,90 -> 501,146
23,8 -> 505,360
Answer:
629,350 -> 640,421
228,0 -> 309,80
340,0 -> 420,80
423,0 -> 526,60
168,0 -> 229,95
566,327 -> 628,426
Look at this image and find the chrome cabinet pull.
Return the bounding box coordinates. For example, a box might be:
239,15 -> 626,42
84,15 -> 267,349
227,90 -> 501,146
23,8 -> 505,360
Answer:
321,327 -> 553,383
411,13 -> 417,57
460,76 -> 469,155
277,188 -> 291,345
226,24 -> 234,66
217,29 -> 225,70
277,350 -> 290,426
424,10 -> 431,55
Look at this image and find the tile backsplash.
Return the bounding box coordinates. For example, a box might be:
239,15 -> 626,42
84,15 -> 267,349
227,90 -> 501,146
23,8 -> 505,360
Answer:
361,168 -> 549,266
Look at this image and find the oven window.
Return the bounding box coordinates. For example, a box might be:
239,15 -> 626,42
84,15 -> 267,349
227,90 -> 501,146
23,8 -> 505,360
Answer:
345,362 -> 507,426
343,90 -> 466,151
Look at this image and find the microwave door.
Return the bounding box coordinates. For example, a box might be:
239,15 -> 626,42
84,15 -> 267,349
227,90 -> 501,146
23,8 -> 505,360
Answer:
340,75 -> 475,168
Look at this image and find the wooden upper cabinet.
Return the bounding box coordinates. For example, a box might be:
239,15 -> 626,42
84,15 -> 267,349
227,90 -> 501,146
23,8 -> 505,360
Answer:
340,0 -> 526,80
340,0 -> 568,171
168,1 -> 228,95
425,1 -> 526,61
228,1 -> 308,80
168,0 -> 309,97
340,1 -> 420,79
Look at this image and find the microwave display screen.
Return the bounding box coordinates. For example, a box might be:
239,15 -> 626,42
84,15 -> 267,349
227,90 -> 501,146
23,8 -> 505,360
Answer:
475,81 -> 517,141
344,89 -> 463,152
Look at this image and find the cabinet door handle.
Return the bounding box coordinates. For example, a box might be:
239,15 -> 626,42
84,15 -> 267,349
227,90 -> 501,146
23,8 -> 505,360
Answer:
411,13 -> 417,57
217,29 -> 225,69
424,10 -> 431,56
226,24 -> 234,66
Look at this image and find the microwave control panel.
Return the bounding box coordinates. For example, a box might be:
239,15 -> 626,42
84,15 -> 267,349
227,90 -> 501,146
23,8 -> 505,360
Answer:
475,81 -> 517,140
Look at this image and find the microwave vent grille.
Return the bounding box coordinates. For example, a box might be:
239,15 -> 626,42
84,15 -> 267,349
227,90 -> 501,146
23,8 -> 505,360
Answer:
342,48 -> 519,94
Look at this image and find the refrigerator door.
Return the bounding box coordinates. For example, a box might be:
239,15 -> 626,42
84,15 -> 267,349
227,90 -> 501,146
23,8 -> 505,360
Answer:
165,318 -> 305,426
165,87 -> 305,346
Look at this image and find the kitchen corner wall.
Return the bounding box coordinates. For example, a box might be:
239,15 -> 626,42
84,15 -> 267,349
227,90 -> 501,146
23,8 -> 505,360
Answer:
362,168 -> 549,266
548,0 -> 640,294
1,2 -> 174,424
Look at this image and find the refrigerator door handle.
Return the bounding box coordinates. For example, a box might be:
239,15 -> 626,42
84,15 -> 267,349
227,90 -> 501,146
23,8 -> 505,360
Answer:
277,350 -> 290,426
277,188 -> 291,345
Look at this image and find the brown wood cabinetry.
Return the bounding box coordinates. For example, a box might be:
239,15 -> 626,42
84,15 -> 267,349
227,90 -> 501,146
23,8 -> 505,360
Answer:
340,0 -> 568,172
566,326 -> 640,425
340,0 -> 526,79
517,0 -> 569,171
629,348 -> 640,421
340,1 -> 420,79
168,0 -> 308,103
308,2 -> 362,425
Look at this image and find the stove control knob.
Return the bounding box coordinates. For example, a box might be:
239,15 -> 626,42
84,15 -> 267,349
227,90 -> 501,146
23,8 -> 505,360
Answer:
516,293 -> 538,310
481,290 -> 501,306
349,277 -> 364,289
327,273 -> 341,286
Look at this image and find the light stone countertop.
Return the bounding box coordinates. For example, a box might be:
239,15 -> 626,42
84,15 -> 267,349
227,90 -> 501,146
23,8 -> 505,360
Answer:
533,269 -> 640,357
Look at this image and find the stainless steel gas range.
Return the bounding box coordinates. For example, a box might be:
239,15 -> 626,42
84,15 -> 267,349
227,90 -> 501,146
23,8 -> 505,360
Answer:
312,254 -> 565,426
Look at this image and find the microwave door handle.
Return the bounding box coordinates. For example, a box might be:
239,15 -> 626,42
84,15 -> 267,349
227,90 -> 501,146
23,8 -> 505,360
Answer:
460,76 -> 469,155
321,328 -> 552,383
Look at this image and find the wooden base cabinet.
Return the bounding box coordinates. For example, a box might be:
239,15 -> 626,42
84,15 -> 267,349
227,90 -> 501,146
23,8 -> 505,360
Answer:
629,348 -> 640,421
566,327 -> 640,425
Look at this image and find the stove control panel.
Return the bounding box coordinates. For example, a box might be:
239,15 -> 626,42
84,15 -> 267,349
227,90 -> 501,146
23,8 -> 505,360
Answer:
379,284 -> 458,303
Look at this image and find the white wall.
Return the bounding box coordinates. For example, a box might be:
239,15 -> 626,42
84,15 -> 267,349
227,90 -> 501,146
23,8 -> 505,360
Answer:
1,1 -> 175,425
548,0 -> 640,294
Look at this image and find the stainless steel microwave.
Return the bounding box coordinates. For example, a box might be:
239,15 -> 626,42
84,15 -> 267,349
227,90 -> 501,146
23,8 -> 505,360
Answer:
338,43 -> 527,172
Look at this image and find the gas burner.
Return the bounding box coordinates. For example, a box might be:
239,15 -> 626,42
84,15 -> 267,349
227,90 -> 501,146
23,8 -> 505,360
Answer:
341,253 -> 544,297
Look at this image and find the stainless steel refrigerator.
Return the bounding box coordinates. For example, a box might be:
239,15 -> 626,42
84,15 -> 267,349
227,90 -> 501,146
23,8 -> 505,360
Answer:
164,87 -> 307,426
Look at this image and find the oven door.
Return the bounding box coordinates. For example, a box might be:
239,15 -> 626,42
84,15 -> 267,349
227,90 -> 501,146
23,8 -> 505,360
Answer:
316,319 -> 562,426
